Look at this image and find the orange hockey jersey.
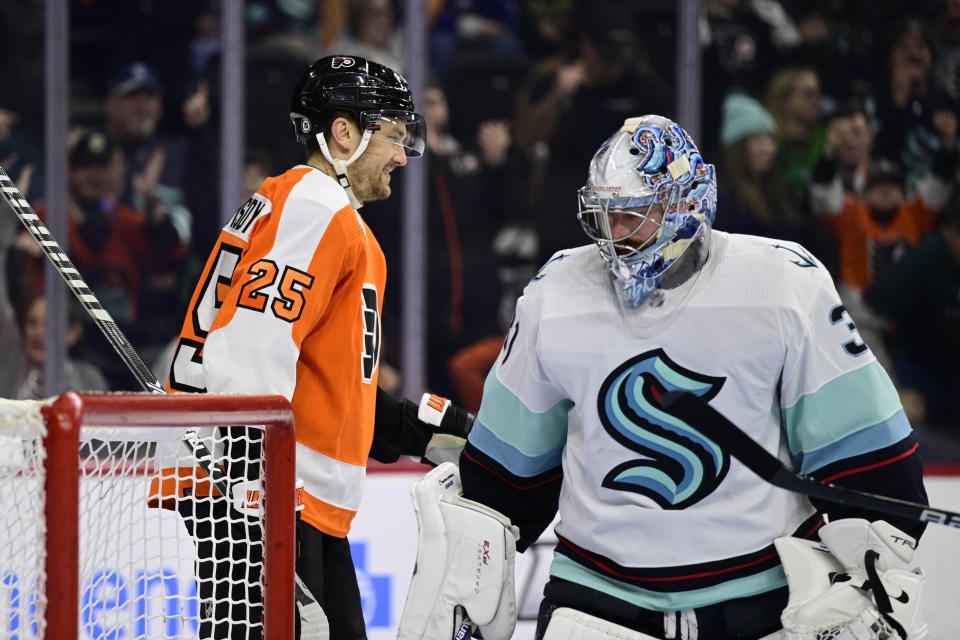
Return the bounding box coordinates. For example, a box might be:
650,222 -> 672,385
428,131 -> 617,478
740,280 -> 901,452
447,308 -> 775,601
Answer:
822,197 -> 938,291
167,165 -> 386,536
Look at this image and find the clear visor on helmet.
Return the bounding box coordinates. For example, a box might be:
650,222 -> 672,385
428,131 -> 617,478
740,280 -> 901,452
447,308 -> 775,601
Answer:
366,111 -> 427,158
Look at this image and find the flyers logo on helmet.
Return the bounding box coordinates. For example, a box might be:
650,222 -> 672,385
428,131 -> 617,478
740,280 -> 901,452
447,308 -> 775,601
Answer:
331,56 -> 355,69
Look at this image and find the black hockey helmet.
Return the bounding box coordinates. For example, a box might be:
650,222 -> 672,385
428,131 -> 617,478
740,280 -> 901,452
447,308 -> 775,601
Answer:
290,54 -> 425,157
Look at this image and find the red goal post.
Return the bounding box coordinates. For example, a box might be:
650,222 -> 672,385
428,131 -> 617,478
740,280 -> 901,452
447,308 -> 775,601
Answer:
0,392 -> 296,640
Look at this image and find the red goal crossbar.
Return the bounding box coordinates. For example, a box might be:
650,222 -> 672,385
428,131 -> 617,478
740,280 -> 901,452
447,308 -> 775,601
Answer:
39,392 -> 296,640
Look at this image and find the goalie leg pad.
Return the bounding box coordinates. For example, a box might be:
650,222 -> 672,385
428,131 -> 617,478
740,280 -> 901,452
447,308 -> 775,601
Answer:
294,572 -> 329,640
541,608 -> 664,640
397,462 -> 520,640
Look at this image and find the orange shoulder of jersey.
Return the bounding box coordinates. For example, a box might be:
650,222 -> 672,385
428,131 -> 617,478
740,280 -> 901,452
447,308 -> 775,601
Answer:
165,166 -> 387,537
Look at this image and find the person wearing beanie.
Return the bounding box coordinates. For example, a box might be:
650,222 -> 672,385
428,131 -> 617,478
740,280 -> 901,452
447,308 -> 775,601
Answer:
720,92 -> 778,148
714,92 -> 832,262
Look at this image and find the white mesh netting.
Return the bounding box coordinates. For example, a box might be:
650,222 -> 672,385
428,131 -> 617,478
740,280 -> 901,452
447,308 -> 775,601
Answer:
0,399 -> 271,639
0,398 -> 48,639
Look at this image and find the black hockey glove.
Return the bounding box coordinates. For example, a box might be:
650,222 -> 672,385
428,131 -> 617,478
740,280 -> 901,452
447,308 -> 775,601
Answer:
371,388 -> 475,465
416,393 -> 475,438
415,394 -> 475,467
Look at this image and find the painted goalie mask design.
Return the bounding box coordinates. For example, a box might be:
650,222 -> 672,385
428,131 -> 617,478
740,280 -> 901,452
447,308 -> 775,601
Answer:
577,115 -> 718,308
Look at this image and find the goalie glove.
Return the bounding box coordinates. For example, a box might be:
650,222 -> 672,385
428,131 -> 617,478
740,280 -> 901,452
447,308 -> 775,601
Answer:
775,519 -> 929,640
417,394 -> 475,467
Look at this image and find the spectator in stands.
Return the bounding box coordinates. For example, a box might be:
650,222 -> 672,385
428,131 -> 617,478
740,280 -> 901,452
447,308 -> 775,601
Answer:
868,18 -> 960,190
714,92 -> 839,273
0,199 -> 109,399
429,0 -> 525,80
16,130 -> 187,388
0,106 -> 42,204
431,83 -> 525,397
699,0 -> 801,155
790,2 -> 877,106
242,148 -> 279,202
819,101 -> 875,196
105,61 -> 193,245
515,0 -> 576,60
323,0 -> 404,72
862,189 -> 960,445
934,0 -> 960,104
765,65 -> 825,199
0,2 -> 43,142
809,151 -> 954,296
372,82 -> 523,404
513,5 -> 670,262
714,92 -> 801,238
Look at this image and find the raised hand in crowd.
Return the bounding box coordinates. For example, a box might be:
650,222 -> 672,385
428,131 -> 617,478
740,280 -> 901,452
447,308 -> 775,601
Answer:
131,146 -> 167,208
182,78 -> 210,129
932,108 -> 958,149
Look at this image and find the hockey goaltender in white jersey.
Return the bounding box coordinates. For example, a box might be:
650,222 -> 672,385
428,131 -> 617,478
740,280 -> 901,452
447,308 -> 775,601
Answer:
442,116 -> 931,640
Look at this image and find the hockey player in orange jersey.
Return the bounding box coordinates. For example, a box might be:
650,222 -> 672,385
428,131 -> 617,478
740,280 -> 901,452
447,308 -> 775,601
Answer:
165,55 -> 473,639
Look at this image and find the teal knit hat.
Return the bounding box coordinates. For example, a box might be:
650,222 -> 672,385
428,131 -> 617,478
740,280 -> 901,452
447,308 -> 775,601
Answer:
720,93 -> 778,148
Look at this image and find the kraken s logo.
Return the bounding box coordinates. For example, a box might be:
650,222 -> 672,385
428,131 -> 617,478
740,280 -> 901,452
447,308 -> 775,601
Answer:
598,349 -> 728,509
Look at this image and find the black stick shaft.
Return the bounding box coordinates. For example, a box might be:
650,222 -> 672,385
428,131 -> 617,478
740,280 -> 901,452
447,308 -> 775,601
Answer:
661,390 -> 960,529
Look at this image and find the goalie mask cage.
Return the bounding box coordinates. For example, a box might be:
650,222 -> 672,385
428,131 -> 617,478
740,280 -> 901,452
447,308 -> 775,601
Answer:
0,392 -> 296,640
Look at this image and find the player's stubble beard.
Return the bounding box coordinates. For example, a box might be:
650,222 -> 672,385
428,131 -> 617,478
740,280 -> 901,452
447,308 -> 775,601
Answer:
347,152 -> 394,204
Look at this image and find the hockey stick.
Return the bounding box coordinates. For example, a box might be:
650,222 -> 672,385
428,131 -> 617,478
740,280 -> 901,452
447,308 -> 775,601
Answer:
660,390 -> 960,529
453,607 -> 476,640
0,165 -> 229,497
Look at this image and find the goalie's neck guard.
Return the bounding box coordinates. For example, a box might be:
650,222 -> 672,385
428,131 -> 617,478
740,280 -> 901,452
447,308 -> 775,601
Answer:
610,222 -> 712,310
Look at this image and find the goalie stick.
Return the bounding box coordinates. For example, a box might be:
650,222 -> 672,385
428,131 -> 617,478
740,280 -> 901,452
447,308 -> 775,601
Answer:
0,165 -> 229,497
660,390 -> 960,529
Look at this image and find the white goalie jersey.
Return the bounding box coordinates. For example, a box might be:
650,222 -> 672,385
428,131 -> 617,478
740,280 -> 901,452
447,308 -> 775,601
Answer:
463,230 -> 913,612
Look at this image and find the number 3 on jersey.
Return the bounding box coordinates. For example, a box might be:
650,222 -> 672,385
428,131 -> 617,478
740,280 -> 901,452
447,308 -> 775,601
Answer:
361,284 -> 381,383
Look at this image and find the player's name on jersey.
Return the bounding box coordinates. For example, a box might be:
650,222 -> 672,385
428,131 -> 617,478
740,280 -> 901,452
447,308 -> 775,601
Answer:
228,193 -> 272,238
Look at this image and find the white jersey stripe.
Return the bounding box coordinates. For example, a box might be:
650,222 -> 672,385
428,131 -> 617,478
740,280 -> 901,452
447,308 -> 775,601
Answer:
296,443 -> 365,510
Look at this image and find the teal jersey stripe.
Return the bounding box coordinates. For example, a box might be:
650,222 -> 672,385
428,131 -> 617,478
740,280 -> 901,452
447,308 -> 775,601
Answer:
549,554 -> 787,611
474,366 -> 572,458
469,418 -> 566,477
800,409 -> 912,473
782,361 -> 903,456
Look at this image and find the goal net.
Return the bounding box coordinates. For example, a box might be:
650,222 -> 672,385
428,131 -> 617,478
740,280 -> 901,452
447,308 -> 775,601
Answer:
0,392 -> 296,640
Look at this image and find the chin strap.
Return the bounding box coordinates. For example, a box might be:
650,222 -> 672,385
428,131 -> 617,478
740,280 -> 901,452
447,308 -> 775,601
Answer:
314,130 -> 373,210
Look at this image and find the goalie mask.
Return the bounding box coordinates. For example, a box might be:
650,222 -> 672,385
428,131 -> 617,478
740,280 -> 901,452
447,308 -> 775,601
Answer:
578,115 -> 717,308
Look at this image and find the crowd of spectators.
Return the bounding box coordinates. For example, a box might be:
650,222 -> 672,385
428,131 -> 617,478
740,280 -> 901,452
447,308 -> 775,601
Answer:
2,0 -> 960,459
